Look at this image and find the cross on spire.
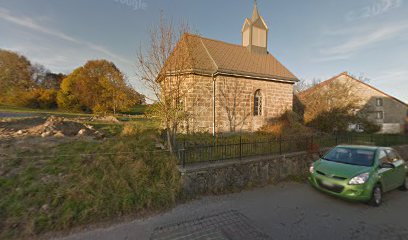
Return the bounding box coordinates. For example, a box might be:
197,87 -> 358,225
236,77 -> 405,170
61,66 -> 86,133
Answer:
252,0 -> 260,21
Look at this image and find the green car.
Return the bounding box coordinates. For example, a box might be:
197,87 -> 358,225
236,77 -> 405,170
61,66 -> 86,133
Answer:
309,145 -> 408,206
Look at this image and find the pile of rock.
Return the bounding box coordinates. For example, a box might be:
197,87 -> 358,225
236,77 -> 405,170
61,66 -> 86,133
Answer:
24,116 -> 104,138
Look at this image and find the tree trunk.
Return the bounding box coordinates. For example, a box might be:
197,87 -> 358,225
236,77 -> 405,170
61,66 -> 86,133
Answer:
166,129 -> 174,153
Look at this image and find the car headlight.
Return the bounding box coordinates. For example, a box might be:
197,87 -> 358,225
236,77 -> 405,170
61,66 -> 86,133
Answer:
349,173 -> 370,185
309,165 -> 314,174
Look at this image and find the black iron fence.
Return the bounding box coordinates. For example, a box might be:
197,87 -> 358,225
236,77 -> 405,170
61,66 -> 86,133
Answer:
177,134 -> 408,167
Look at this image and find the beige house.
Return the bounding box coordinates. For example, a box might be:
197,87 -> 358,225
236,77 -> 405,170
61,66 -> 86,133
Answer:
163,3 -> 298,134
299,72 -> 408,134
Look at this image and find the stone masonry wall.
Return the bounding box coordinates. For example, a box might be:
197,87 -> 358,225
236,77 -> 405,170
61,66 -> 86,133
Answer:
215,76 -> 294,132
181,74 -> 294,133
179,145 -> 408,198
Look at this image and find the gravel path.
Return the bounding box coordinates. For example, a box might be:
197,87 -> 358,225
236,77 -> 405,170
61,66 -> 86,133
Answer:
57,182 -> 408,240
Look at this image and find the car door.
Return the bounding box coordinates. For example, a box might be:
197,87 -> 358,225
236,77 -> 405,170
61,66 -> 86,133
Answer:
386,149 -> 405,189
377,150 -> 396,192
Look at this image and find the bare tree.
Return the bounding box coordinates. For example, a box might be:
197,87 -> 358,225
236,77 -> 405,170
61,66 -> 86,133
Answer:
301,79 -> 362,123
294,78 -> 322,93
297,78 -> 369,133
136,15 -> 194,153
349,72 -> 371,83
218,78 -> 251,132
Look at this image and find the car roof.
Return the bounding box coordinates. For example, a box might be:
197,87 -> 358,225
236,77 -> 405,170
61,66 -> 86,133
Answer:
336,145 -> 385,151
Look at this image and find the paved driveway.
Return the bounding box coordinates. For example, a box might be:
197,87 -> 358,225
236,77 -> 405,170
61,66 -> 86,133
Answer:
58,182 -> 408,240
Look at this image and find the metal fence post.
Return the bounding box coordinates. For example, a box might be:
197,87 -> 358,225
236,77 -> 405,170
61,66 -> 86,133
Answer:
239,136 -> 242,160
279,135 -> 282,155
182,140 -> 186,167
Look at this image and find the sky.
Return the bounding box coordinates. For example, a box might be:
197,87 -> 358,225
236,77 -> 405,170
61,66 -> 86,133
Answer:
0,0 -> 407,103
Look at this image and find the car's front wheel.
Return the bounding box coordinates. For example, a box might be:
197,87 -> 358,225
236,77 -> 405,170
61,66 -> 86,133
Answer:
369,185 -> 382,207
399,176 -> 408,191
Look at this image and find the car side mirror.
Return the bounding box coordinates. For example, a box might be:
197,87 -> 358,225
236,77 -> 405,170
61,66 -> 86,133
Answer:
380,163 -> 395,169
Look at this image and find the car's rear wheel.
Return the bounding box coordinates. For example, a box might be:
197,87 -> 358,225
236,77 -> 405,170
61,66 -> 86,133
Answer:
369,185 -> 382,207
399,176 -> 408,191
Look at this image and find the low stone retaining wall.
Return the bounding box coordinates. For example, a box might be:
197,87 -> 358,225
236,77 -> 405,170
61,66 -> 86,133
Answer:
179,145 -> 408,198
394,145 -> 408,159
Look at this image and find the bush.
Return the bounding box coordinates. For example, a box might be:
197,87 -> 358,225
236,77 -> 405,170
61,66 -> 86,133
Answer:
306,108 -> 352,134
12,88 -> 58,109
259,111 -> 315,137
358,118 -> 382,134
121,123 -> 141,136
306,107 -> 382,134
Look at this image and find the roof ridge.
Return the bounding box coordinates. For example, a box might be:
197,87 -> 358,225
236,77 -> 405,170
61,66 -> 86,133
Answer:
298,72 -> 347,97
299,72 -> 408,106
199,38 -> 218,72
345,73 -> 408,107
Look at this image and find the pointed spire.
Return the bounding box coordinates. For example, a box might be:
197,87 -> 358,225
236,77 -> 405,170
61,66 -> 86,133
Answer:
252,0 -> 260,21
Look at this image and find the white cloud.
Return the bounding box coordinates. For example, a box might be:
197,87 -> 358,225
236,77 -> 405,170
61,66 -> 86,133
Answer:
372,72 -> 408,103
375,69 -> 408,82
313,54 -> 351,63
347,0 -> 402,21
0,7 -> 133,65
316,21 -> 408,62
321,22 -> 408,56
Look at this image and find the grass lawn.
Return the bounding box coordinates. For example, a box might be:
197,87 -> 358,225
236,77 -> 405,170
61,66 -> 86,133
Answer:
0,104 -> 93,118
0,119 -> 176,239
0,104 -> 150,119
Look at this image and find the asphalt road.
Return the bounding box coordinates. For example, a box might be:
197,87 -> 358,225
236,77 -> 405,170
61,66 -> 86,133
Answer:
0,112 -> 36,118
57,182 -> 408,240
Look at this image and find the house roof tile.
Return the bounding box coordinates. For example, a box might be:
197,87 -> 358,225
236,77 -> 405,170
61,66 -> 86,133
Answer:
165,33 -> 298,82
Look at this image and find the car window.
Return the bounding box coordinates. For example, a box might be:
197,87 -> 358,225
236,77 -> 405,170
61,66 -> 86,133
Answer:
378,150 -> 390,164
386,150 -> 400,162
323,147 -> 375,167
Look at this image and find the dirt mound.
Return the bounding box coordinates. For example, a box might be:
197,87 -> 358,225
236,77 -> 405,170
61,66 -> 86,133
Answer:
0,116 -> 104,139
26,116 -> 103,138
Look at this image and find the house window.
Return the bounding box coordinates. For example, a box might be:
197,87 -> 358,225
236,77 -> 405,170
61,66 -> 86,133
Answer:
376,111 -> 384,120
356,124 -> 364,131
376,98 -> 383,107
177,97 -> 185,111
254,90 -> 263,116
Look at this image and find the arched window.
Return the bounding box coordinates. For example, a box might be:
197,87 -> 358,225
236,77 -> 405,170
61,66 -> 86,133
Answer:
254,90 -> 262,116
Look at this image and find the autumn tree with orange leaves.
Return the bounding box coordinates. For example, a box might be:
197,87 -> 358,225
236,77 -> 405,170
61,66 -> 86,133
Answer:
58,60 -> 144,114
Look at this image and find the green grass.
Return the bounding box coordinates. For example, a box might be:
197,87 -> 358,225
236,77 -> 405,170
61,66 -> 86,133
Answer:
119,105 -> 149,115
0,130 -> 179,239
0,104 -> 149,119
0,104 -> 93,118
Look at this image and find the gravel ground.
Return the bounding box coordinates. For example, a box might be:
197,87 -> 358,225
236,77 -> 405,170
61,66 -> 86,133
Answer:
56,182 -> 408,240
